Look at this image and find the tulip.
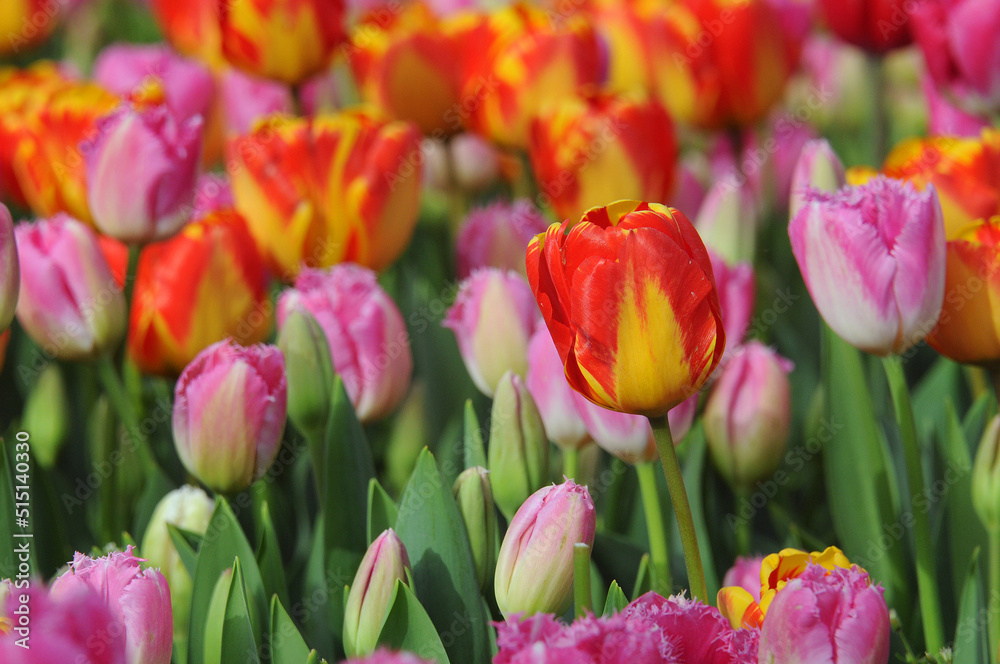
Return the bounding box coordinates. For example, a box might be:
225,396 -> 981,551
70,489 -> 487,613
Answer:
529,94 -> 678,222
15,215 -> 126,360
277,308 -> 335,440
148,0 -> 225,69
818,0 -> 913,53
527,200 -> 725,417
343,529 -> 411,657
85,104 -> 204,243
722,555 -> 765,603
494,480 -> 596,618
444,269 -> 540,396
278,264 -> 412,422
758,564 -> 890,664
128,209 -> 272,375
883,129 -> 1000,239
923,76 -> 991,138
449,133 -> 502,192
786,35 -> 871,135
219,68 -> 294,136
526,324 -> 590,451
172,339 -> 287,493
789,177 -> 946,355
912,0 -> 1000,115
704,342 -> 793,492
973,416 -> 1000,532
140,486 -> 214,647
455,200 -> 549,280
228,110 -> 423,278
668,162 -> 708,220
0,0 -> 64,55
21,364 -> 68,468
709,252 -> 755,351
768,115 -> 821,214
788,139 -> 846,220
488,371 -> 550,519
345,650 -> 434,664
0,204 -> 17,332
695,181 -> 758,266
192,172 -> 234,218
49,546 -> 172,664
453,466 -> 498,592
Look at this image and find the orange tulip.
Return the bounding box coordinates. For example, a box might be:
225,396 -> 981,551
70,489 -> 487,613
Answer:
227,109 -> 422,279
1,0 -> 64,55
129,209 -> 272,375
927,216 -> 1000,366
883,129 -> 1000,239
529,94 -> 677,221
526,200 -> 725,417
148,0 -> 226,69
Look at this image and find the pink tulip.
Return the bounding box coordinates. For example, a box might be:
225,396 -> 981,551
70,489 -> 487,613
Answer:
0,204 -> 17,332
789,176 -> 945,355
92,43 -> 214,127
494,480 -> 596,618
709,251 -> 755,351
526,323 -> 590,451
450,133 -> 502,192
455,200 -> 550,279
768,114 -> 819,211
345,651 -> 435,664
788,139 -> 846,220
85,104 -> 204,243
758,564 -> 890,664
0,583 -> 127,664
173,339 -> 288,493
343,529 -> 412,656
192,172 -> 235,218
912,0 -> 1000,114
443,269 -> 540,396
15,215 -> 126,360
219,68 -> 294,136
668,162 -> 708,220
299,71 -> 341,116
49,547 -> 172,664
278,264 -> 412,422
722,555 -> 765,603
696,180 -> 758,266
922,75 -> 990,137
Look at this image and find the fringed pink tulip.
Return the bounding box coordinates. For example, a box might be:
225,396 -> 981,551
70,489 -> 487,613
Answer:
789,176 -> 946,355
172,340 -> 287,493
0,204 -> 17,332
455,200 -> 549,280
278,264 -> 412,422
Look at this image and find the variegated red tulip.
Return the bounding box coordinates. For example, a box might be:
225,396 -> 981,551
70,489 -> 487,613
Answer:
228,110 -> 422,278
129,209 -> 272,375
148,0 -> 225,68
527,200 -> 725,417
529,94 -> 677,222
818,0 -> 913,53
0,0 -> 65,55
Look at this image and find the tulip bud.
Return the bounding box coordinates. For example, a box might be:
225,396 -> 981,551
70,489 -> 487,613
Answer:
276,307 -> 335,441
455,200 -> 550,280
444,269 -> 540,397
451,133 -> 502,193
15,215 -> 126,360
695,181 -> 757,266
526,324 -> 590,452
488,371 -> 550,519
705,342 -> 793,493
172,340 -> 288,494
344,529 -> 412,657
453,466 -> 498,592
709,251 -> 756,352
0,203 -> 18,332
973,415 -> 1000,532
788,139 -> 846,220
140,486 -> 214,646
21,364 -> 69,469
494,480 -> 596,618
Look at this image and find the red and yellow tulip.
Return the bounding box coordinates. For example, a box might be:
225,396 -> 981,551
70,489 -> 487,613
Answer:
128,209 -> 272,376
529,94 -> 678,221
526,200 -> 725,417
1,0 -> 64,55
148,0 -> 226,69
227,109 -> 423,278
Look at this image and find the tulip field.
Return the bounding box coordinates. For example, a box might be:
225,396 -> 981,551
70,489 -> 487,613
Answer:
2,0 -> 1000,663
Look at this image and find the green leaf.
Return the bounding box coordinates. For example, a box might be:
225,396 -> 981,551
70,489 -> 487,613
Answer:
953,549 -> 990,664
631,554 -> 651,601
395,449 -> 490,664
269,595 -> 311,664
257,501 -> 290,609
602,581 -> 628,616
0,437 -> 38,579
463,400 -> 486,469
911,358 -> 963,443
203,565 -> 234,664
962,392 -> 996,446
367,479 -> 399,545
167,524 -> 202,579
376,580 -> 450,664
204,559 -> 260,664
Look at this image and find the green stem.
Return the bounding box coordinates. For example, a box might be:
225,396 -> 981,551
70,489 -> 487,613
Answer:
573,543 -> 592,618
97,355 -> 157,476
652,418 -> 707,601
636,461 -> 671,595
97,400 -> 118,544
868,54 -> 889,165
881,356 -> 945,655
563,448 -> 579,480
990,527 -> 1000,664
735,489 -> 751,556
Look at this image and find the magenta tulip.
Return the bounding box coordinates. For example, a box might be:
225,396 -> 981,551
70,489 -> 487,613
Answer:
278,264 -> 412,422
708,251 -> 755,352
455,200 -> 549,280
192,172 -> 235,218
0,204 -> 17,332
526,323 -> 590,451
220,68 -> 294,136
173,339 -> 288,493
922,75 -> 991,137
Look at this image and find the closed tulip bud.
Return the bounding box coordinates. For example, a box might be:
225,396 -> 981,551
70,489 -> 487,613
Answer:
128,209 -> 272,375
973,415 -> 1000,532
453,466 -> 498,592
789,139 -> 846,220
219,68 -> 294,137
276,308 -> 335,440
15,215 -> 126,360
444,269 -> 540,397
494,480 -> 596,618
695,181 -> 757,266
705,342 -> 793,492
86,104 -> 204,244
455,200 -> 549,280
709,252 -> 756,352
21,364 -> 69,468
49,546 -> 173,664
140,486 -> 214,645
344,529 -> 411,657
278,264 -> 412,423
790,177 -> 945,355
451,133 -> 502,192
489,371 -> 550,519
818,0 -> 913,53
526,324 -> 590,451
0,203 -> 17,332
173,340 -> 287,493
